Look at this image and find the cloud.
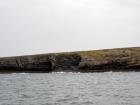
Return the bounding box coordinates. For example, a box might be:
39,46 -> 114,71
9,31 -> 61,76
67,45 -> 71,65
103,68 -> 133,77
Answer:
0,0 -> 139,56
115,0 -> 140,8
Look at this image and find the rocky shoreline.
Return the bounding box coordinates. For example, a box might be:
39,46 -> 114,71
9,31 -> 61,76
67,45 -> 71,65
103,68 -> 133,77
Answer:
0,47 -> 140,73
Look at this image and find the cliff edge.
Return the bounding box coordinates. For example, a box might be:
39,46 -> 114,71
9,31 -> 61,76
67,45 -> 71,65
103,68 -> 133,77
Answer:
0,47 -> 140,72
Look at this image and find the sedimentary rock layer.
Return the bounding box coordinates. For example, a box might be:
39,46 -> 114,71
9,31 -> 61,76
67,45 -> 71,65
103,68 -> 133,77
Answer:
0,47 -> 140,72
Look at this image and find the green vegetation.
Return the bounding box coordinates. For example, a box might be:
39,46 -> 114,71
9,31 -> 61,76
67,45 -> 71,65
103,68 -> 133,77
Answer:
0,47 -> 140,61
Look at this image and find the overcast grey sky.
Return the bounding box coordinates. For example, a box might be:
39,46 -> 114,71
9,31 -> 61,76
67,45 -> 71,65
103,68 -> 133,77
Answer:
0,0 -> 140,57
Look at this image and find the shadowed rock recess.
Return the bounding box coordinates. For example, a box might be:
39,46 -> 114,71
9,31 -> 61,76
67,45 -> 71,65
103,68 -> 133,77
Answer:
0,47 -> 140,73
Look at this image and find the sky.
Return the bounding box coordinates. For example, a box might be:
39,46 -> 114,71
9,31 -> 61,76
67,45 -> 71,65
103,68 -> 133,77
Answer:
0,0 -> 140,57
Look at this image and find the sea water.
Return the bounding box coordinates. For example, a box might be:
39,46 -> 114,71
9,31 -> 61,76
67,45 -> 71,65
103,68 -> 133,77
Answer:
0,72 -> 140,105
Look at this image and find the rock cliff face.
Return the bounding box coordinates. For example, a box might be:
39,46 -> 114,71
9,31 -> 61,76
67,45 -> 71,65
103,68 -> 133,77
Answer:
54,54 -> 81,71
0,53 -> 81,72
0,47 -> 140,72
78,47 -> 140,72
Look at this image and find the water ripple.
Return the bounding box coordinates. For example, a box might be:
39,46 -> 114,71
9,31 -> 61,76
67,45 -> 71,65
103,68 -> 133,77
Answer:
0,72 -> 140,105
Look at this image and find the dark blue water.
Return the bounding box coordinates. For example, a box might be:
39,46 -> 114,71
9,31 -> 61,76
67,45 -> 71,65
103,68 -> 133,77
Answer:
0,72 -> 140,105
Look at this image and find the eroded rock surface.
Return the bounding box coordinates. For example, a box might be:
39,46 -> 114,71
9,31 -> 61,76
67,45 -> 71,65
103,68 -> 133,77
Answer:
0,53 -> 81,72
0,47 -> 140,72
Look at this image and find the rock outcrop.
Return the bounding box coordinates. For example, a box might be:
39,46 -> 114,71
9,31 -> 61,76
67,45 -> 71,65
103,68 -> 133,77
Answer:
78,47 -> 140,72
0,53 -> 81,72
0,47 -> 140,72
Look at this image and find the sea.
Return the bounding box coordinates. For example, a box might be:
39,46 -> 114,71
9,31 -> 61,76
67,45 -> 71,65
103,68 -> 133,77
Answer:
0,71 -> 140,105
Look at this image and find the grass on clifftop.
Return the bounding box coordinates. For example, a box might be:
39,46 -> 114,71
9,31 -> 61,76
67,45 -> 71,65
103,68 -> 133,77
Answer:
77,47 -> 140,59
0,47 -> 140,61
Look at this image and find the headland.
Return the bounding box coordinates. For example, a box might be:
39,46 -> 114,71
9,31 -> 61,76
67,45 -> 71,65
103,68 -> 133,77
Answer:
0,47 -> 140,73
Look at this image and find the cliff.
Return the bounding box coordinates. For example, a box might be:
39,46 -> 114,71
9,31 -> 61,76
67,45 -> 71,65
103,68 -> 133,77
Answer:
0,47 -> 140,73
